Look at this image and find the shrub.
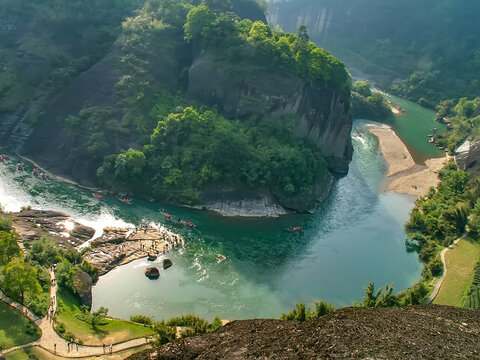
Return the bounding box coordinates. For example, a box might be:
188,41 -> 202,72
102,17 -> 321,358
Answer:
130,314 -> 153,326
207,317 -> 222,332
55,322 -> 66,334
64,331 -> 76,342
428,256 -> 444,276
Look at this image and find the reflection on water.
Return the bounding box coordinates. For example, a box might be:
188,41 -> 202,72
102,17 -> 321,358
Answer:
0,120 -> 422,321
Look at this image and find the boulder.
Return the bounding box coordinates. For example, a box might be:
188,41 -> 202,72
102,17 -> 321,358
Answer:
72,269 -> 93,308
162,259 -> 173,269
144,267 -> 160,279
455,140 -> 480,177
148,254 -> 157,261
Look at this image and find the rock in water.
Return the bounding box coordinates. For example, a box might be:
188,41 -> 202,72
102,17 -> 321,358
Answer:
72,269 -> 93,308
148,254 -> 157,261
162,259 -> 172,270
144,267 -> 160,279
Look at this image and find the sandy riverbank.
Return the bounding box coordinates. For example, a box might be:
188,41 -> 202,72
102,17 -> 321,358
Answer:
368,124 -> 449,197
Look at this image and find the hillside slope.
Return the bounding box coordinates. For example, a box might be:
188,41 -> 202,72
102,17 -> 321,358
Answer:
268,0 -> 480,105
0,0 -> 353,215
129,306 -> 480,359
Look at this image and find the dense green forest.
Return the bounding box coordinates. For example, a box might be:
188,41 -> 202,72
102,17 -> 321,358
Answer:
0,0 -> 143,115
87,0 -> 350,206
0,0 -> 351,208
435,97 -> 480,152
351,80 -> 392,120
269,0 -> 480,107
406,162 -> 480,281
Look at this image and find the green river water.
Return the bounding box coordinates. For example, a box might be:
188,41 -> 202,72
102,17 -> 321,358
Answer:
0,99 -> 443,321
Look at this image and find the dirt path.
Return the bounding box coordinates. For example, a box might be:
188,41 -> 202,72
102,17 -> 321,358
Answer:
426,233 -> 468,304
0,270 -> 150,358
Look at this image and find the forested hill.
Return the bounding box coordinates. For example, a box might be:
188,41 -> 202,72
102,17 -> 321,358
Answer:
268,0 -> 480,107
0,0 -> 352,214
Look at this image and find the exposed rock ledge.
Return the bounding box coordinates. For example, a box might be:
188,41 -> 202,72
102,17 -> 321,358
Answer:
455,139 -> 480,176
195,194 -> 289,218
193,175 -> 334,217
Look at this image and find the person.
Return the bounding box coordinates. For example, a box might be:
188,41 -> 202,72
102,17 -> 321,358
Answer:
76,340 -> 79,351
103,343 -> 106,354
109,344 -> 113,355
67,342 -> 70,352
54,343 -> 56,354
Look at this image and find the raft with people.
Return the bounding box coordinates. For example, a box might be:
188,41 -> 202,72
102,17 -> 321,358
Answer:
177,219 -> 197,229
92,192 -> 103,200
161,211 -> 173,220
118,196 -> 134,205
285,226 -> 303,232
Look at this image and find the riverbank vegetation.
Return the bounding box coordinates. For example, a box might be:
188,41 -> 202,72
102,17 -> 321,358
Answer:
351,80 -> 392,120
0,212 -> 50,316
98,106 -> 328,205
405,161 -> 480,306
434,97 -> 480,152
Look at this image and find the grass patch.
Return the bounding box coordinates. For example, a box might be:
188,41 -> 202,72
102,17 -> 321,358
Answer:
434,236 -> 480,306
0,301 -> 40,350
55,289 -> 155,346
5,345 -> 150,360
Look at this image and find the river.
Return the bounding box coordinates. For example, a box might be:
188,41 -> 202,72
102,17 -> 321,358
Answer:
0,100 -> 443,321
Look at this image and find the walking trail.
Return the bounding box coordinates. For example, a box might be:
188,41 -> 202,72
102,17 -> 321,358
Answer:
426,232 -> 468,304
0,269 -> 150,358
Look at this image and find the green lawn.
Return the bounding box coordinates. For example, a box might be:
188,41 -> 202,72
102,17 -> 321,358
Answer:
55,289 -> 155,345
434,236 -> 480,306
5,345 -> 149,360
0,301 -> 41,350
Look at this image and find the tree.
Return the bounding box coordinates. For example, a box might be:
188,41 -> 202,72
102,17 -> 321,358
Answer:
0,213 -> 12,232
26,236 -> 61,267
152,321 -> 176,347
469,199 -> 480,233
55,259 -> 75,291
2,259 -> 41,304
297,24 -> 309,42
353,80 -> 372,97
90,306 -> 109,329
0,231 -> 21,265
362,282 -> 382,307
184,5 -> 216,40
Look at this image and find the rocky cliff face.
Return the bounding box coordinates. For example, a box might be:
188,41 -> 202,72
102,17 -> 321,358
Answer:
455,139 -> 480,177
0,2 -> 353,216
187,53 -> 353,174
72,269 -> 93,308
196,171 -> 334,217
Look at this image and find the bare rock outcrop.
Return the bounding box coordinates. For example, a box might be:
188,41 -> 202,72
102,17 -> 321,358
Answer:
128,305 -> 480,360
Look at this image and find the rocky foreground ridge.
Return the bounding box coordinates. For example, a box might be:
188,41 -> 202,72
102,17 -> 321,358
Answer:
128,305 -> 480,360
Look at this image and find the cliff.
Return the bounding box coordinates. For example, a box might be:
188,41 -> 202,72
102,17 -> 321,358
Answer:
0,0 -> 353,216
187,54 -> 352,174
128,305 -> 480,360
455,139 -> 480,177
